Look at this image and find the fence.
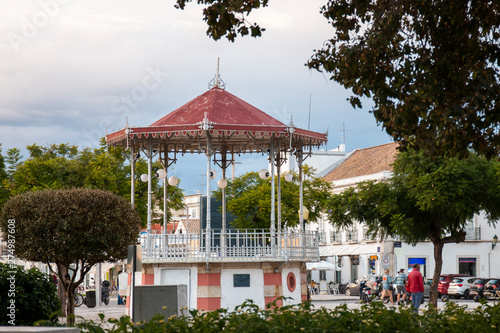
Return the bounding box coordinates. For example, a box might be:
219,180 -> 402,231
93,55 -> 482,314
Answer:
140,229 -> 320,263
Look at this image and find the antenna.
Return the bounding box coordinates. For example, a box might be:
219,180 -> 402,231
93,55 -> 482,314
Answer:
338,122 -> 351,149
199,173 -> 206,191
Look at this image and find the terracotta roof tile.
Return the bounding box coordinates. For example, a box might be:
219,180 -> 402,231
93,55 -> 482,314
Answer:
323,142 -> 399,182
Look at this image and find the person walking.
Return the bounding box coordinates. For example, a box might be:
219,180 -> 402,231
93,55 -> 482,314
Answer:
393,268 -> 407,305
407,263 -> 424,312
117,270 -> 126,305
381,269 -> 395,305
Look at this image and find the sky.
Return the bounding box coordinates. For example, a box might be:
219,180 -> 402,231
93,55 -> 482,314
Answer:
0,0 -> 392,195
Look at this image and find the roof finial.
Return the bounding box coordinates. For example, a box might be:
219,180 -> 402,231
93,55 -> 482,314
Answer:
208,57 -> 226,90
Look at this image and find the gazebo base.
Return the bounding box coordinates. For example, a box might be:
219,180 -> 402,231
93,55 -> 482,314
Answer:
124,261 -> 307,316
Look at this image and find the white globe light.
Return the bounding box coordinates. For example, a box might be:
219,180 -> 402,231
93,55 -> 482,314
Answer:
217,178 -> 227,189
156,169 -> 167,180
168,176 -> 179,186
259,169 -> 270,179
210,169 -> 217,179
284,173 -> 293,182
140,174 -> 148,182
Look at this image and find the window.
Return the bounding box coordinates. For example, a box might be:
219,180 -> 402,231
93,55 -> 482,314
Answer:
408,258 -> 427,276
458,257 -> 477,276
319,270 -> 326,280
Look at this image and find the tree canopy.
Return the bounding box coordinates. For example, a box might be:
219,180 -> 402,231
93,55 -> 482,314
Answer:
0,188 -> 142,325
0,142 -> 184,226
175,0 -> 500,158
326,150 -> 500,307
0,144 -> 9,208
215,166 -> 331,229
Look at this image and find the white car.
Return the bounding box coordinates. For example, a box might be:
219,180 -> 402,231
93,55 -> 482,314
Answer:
447,277 -> 481,299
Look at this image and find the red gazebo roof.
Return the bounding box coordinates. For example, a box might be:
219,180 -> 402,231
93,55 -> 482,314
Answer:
151,87 -> 285,128
106,87 -> 327,154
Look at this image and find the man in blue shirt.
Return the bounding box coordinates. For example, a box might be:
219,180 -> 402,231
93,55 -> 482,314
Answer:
393,268 -> 407,305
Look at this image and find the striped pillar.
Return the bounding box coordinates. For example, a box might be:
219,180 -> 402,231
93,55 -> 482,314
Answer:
264,272 -> 283,307
197,271 -> 221,311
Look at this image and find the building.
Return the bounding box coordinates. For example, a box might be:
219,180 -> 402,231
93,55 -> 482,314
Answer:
308,142 -> 500,284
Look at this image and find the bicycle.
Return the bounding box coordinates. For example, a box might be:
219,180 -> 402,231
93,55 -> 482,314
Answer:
74,292 -> 85,307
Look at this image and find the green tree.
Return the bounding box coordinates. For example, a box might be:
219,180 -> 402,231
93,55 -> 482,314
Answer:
174,0 -> 268,41
5,147 -> 22,176
5,142 -> 184,227
0,263 -> 60,326
0,144 -> 9,208
216,165 -> 331,229
326,150 -> 500,308
0,188 -> 142,326
175,1 -> 500,158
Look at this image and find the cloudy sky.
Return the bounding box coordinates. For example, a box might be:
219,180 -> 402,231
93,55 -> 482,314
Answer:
1,0 -> 392,194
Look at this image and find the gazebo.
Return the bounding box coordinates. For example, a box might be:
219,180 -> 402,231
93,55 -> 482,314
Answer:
106,78 -> 328,312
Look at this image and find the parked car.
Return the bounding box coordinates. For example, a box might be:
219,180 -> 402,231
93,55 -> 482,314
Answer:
437,274 -> 472,296
422,277 -> 432,298
470,278 -> 491,302
447,277 -> 481,299
345,275 -> 381,296
483,279 -> 500,300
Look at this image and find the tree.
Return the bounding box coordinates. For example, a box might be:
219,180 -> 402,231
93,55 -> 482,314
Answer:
174,0 -> 268,41
0,263 -> 60,326
175,1 -> 500,158
215,165 -> 331,229
326,150 -> 500,308
3,142 -> 184,227
4,147 -> 22,177
0,188 -> 142,325
0,144 -> 9,208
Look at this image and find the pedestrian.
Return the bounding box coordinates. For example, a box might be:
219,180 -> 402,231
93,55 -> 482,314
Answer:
393,268 -> 407,305
381,269 -> 395,305
117,270 -> 126,305
407,263 -> 424,312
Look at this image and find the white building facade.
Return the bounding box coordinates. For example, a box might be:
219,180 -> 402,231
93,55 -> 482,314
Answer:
306,143 -> 500,284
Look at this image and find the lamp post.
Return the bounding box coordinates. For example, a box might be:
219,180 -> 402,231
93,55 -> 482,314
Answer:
217,178 -> 228,252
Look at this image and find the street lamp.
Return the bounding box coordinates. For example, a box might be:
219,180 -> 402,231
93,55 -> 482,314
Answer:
493,235 -> 498,250
168,176 -> 179,186
259,169 -> 270,179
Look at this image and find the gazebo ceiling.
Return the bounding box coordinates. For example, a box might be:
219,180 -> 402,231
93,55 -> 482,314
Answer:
106,87 -> 327,155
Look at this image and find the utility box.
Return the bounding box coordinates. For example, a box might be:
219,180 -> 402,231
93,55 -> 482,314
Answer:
133,285 -> 188,322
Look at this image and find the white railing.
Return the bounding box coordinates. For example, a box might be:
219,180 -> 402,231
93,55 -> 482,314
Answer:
140,229 -> 320,263
465,226 -> 481,241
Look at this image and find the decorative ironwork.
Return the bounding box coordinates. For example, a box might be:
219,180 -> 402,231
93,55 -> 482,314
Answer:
208,57 -> 226,89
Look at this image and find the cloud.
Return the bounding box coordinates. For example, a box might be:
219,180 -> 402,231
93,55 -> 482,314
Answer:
0,0 -> 392,194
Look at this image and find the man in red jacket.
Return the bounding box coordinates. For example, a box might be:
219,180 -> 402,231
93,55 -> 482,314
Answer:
407,263 -> 424,312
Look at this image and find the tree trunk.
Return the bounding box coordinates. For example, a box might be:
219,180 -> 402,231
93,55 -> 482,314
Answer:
58,264 -> 76,326
57,266 -> 68,317
429,240 -> 444,309
66,287 -> 76,326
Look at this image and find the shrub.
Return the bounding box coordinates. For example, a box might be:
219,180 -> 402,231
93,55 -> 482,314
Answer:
70,299 -> 500,332
0,263 -> 60,325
